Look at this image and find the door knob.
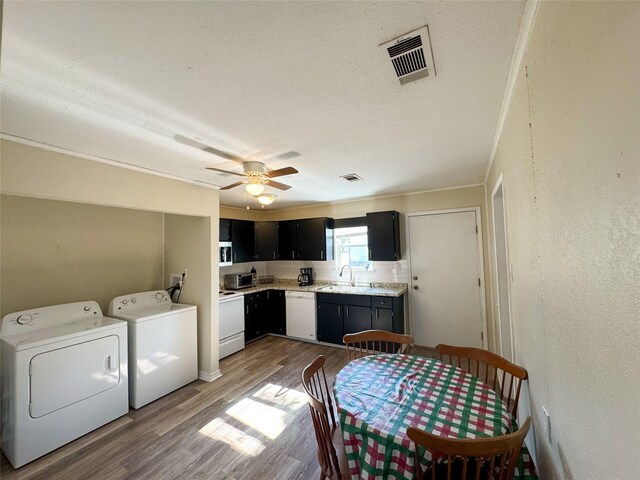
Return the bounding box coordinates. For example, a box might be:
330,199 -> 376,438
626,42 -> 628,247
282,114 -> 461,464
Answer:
412,276 -> 418,280
413,285 -> 419,290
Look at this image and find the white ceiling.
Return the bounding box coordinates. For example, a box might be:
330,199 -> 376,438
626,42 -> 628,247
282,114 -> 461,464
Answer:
0,1 -> 526,209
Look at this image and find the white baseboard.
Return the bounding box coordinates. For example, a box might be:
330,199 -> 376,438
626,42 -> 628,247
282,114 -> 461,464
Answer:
198,369 -> 222,382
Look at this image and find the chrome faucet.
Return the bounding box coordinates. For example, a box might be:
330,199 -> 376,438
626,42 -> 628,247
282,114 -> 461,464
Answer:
339,264 -> 355,286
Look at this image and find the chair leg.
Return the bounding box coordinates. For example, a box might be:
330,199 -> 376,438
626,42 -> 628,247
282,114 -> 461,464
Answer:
319,472 -> 327,480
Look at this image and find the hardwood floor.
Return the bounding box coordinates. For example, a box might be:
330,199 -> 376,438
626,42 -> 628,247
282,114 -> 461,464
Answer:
0,336 -> 350,480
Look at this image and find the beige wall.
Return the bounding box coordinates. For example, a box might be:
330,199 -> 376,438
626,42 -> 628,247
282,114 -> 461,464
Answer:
0,195 -> 164,316
0,140 -> 221,377
484,2 -> 640,478
164,214 -> 217,377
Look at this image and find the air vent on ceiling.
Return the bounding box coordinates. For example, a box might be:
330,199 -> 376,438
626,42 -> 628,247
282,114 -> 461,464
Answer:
340,173 -> 363,182
380,25 -> 436,85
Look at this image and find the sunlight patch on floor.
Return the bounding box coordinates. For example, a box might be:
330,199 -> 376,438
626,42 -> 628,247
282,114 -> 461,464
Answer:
226,397 -> 288,439
252,383 -> 307,411
198,418 -> 265,457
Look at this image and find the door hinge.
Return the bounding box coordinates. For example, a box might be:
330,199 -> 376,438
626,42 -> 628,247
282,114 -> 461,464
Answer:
475,225 -> 478,234
481,332 -> 484,341
478,278 -> 481,287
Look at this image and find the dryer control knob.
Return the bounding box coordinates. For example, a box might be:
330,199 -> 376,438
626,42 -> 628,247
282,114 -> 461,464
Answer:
155,292 -> 164,300
16,314 -> 32,325
122,298 -> 129,305
130,297 -> 137,304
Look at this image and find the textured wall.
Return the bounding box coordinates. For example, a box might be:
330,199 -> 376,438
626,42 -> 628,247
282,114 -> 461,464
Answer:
1,195 -> 164,316
484,2 -> 640,478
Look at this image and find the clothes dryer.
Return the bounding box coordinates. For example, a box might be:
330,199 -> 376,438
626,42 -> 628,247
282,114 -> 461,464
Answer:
108,290 -> 197,409
1,301 -> 128,468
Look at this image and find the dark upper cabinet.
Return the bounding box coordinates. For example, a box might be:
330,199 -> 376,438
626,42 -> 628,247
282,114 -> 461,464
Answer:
296,218 -> 334,261
278,220 -> 297,260
255,221 -> 279,261
219,218 -> 232,242
231,220 -> 256,263
277,218 -> 333,261
367,211 -> 401,261
266,290 -> 286,335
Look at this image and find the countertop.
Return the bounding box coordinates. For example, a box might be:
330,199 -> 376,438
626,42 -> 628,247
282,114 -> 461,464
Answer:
221,279 -> 407,298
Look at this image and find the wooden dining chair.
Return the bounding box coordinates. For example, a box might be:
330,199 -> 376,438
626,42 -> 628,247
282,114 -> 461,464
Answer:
435,344 -> 528,419
343,330 -> 415,361
301,355 -> 350,480
408,417 -> 531,480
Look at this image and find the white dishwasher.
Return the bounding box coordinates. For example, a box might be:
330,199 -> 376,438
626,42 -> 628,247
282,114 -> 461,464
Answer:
285,291 -> 316,341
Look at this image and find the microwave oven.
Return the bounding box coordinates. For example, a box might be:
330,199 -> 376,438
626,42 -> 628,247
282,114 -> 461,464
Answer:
219,242 -> 232,266
224,273 -> 254,290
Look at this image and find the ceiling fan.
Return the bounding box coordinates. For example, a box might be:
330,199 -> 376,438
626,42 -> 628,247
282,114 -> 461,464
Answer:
175,134 -> 299,194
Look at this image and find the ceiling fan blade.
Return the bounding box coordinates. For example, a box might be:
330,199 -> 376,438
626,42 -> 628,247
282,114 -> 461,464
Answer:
220,180 -> 247,190
175,134 -> 246,163
206,167 -> 246,177
264,179 -> 291,190
265,167 -> 299,178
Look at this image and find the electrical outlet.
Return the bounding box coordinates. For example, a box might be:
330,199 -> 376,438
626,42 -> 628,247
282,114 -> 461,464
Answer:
169,274 -> 182,287
542,406 -> 552,444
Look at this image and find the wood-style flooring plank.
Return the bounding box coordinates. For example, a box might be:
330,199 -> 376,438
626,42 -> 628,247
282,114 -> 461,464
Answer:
0,336 -> 347,480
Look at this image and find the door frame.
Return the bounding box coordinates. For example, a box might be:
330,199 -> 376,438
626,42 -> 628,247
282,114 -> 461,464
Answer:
406,206 -> 488,349
490,173 -> 515,361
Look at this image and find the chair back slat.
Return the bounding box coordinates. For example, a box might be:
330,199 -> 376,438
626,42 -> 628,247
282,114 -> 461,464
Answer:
343,330 -> 414,361
301,355 -> 344,479
408,417 -> 531,480
436,344 -> 528,419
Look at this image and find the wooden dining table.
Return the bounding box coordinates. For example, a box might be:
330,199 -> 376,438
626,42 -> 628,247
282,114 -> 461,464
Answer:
333,354 -> 514,480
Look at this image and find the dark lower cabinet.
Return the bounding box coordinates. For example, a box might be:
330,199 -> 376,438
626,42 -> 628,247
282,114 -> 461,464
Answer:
317,301 -> 344,345
317,293 -> 405,346
266,290 -> 286,335
245,291 -> 268,342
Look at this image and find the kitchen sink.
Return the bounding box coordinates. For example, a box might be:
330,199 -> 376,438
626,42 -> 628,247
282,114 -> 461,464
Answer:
317,285 -> 372,294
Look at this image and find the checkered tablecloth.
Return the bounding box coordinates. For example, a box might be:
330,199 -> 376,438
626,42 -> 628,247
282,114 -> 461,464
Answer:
333,354 -> 513,480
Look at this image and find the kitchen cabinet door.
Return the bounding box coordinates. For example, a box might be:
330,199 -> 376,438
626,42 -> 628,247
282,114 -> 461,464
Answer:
367,211 -> 401,261
343,304 -> 372,335
297,218 -> 333,261
372,307 -> 393,332
267,290 -> 286,335
219,218 -> 232,242
231,220 -> 256,263
316,301 -> 343,345
255,221 -> 278,261
278,220 -> 297,260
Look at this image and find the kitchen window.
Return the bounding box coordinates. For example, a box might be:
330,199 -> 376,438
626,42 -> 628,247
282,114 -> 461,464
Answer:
333,223 -> 373,271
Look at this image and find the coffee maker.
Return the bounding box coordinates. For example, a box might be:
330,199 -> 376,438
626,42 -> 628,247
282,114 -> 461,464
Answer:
298,267 -> 314,286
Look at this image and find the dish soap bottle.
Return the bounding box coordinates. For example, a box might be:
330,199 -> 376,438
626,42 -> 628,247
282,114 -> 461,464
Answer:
250,266 -> 257,286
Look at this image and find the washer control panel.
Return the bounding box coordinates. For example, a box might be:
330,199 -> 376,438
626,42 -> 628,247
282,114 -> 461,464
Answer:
108,290 -> 171,313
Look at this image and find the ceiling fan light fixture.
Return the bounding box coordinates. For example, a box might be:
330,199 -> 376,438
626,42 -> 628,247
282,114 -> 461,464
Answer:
245,177 -> 265,196
257,193 -> 277,205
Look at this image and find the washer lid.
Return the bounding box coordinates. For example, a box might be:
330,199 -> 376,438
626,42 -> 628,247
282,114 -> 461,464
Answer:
0,316 -> 126,352
109,303 -> 196,323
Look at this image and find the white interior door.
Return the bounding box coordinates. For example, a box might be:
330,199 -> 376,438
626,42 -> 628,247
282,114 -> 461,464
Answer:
409,210 -> 484,348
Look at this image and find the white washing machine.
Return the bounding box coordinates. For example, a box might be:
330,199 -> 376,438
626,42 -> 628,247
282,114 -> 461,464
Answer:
108,290 -> 197,409
0,301 -> 128,469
